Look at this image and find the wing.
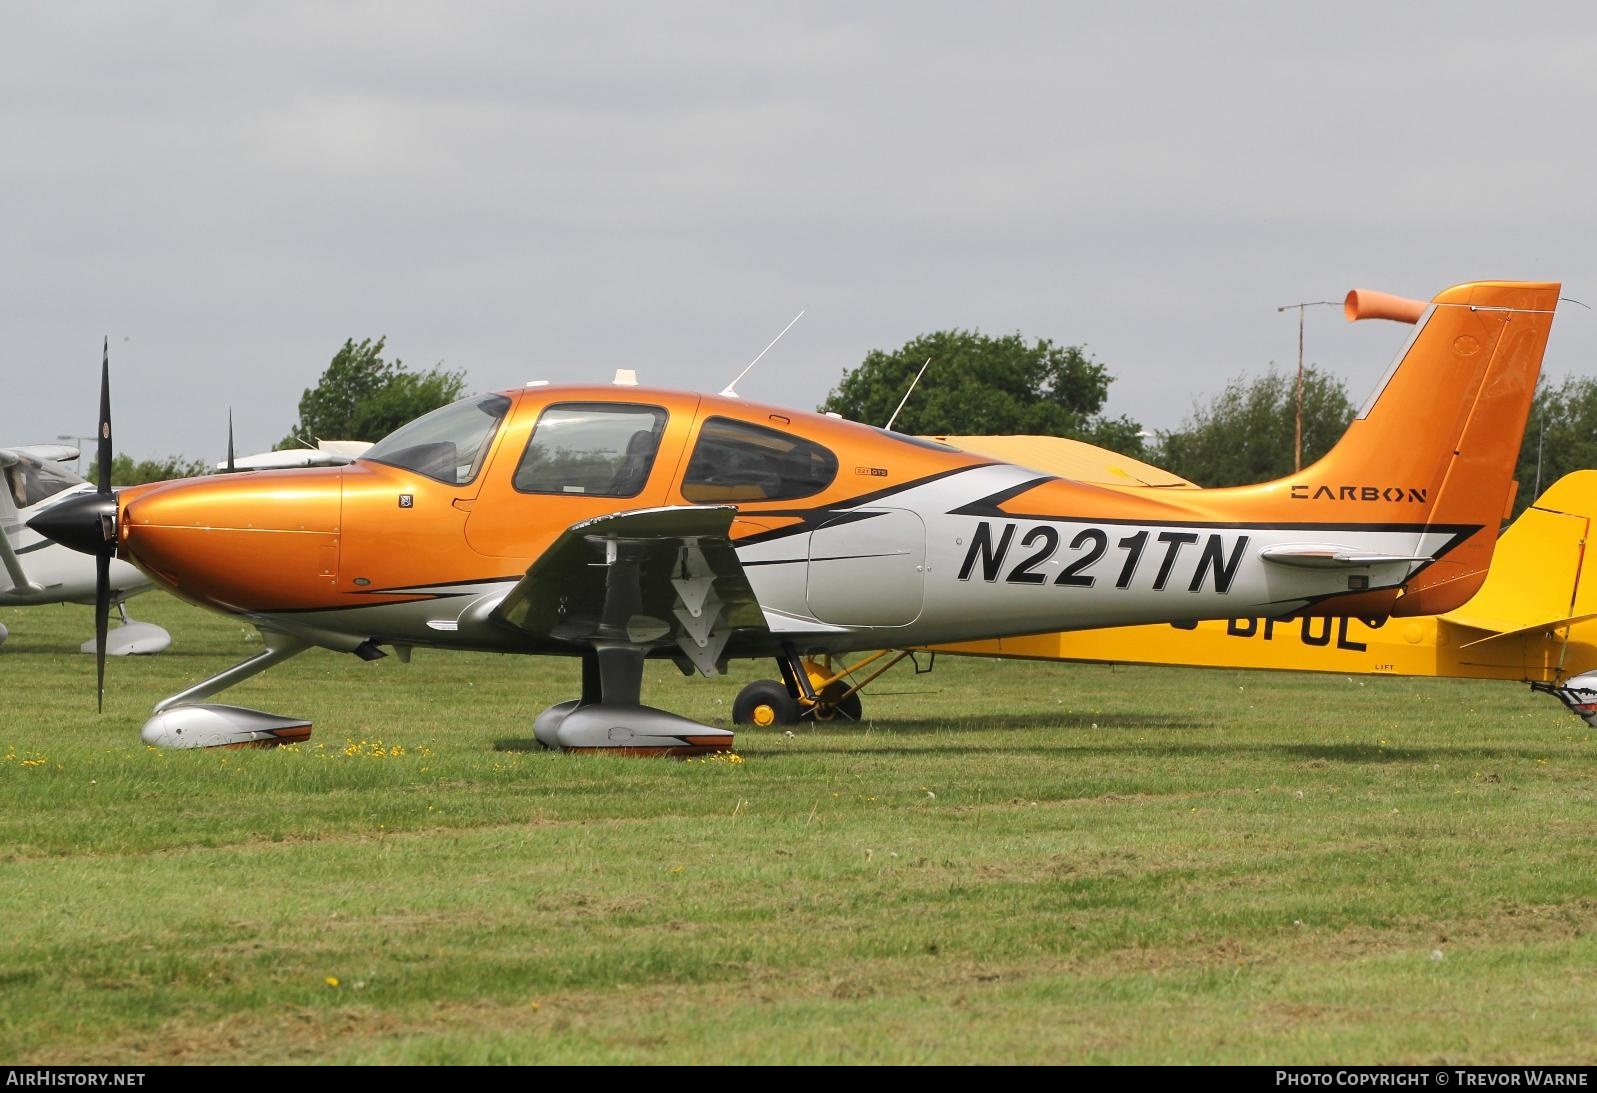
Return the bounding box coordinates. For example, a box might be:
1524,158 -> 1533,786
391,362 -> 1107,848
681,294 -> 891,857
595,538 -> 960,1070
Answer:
216,449 -> 360,472
490,505 -> 768,674
9,444 -> 79,464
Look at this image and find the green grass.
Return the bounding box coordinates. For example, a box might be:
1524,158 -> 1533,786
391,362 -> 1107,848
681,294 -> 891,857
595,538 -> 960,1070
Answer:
1,594 -> 1594,1064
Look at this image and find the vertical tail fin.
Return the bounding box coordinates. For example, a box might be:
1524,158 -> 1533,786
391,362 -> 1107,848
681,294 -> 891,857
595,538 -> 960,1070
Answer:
1288,280 -> 1560,615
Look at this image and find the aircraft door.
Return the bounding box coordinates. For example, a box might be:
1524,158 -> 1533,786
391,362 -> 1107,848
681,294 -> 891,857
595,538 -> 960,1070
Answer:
805,508 -> 926,626
465,397 -> 696,559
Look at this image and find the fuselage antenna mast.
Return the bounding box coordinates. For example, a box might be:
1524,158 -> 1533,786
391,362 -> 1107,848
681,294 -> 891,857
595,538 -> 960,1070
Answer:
720,309 -> 806,398
884,357 -> 933,432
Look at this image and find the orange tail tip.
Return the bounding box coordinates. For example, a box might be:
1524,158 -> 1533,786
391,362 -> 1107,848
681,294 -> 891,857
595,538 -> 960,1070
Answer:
1344,288 -> 1428,324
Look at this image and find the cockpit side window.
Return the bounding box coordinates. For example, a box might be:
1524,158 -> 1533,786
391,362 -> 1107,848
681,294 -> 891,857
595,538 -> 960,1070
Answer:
514,403 -> 668,497
363,394 -> 512,485
681,417 -> 838,502
5,455 -> 84,509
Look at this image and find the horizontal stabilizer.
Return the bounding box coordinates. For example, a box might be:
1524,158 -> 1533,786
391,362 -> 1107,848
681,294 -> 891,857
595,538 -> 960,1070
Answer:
1260,545 -> 1429,568
1454,610 -> 1597,649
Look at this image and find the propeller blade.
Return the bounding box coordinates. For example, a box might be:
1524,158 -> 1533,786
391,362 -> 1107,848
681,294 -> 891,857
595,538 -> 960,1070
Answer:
95,550 -> 109,712
94,338 -> 114,711
96,336 -> 113,496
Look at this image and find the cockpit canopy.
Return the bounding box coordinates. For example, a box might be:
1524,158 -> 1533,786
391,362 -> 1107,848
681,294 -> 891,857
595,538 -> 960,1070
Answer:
3,453 -> 85,510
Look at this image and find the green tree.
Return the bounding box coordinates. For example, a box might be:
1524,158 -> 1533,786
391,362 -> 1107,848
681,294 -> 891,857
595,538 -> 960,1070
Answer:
1153,365 -> 1355,487
819,331 -> 1146,454
281,337 -> 467,448
1513,375 -> 1597,517
86,453 -> 211,486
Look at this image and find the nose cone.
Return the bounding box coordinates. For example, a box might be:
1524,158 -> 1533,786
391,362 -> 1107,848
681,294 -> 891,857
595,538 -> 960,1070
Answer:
27,492 -> 117,556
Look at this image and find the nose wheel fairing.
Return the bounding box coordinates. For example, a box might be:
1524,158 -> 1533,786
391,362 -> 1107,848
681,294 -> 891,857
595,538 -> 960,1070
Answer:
141,704 -> 312,749
139,631 -> 315,749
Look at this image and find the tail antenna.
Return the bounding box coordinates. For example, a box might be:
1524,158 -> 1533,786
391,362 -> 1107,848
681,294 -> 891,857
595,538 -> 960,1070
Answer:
720,309 -> 805,398
884,357 -> 933,432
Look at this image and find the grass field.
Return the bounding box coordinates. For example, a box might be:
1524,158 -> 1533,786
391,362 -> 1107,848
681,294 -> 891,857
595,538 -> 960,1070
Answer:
1,593 -> 1594,1065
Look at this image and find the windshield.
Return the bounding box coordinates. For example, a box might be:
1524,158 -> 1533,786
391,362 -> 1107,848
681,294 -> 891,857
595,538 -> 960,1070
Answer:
5,454 -> 85,509
362,394 -> 512,484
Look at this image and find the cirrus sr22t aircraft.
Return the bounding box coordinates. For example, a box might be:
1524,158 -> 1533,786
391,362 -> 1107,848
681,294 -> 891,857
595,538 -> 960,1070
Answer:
32,280 -> 1562,754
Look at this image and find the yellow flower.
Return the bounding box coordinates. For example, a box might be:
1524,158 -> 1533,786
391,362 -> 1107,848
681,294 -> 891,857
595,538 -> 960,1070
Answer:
324,976 -> 340,988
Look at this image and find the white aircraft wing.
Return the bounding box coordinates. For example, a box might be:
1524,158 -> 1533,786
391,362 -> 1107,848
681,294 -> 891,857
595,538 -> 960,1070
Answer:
216,441 -> 373,473
490,506 -> 768,675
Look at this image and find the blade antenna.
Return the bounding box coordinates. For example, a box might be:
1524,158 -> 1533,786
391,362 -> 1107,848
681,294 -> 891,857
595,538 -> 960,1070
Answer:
884,357 -> 933,432
720,309 -> 805,398
226,409 -> 236,473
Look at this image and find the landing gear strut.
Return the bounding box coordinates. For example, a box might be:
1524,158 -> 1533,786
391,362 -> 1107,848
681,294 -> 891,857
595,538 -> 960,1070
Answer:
140,630 -> 314,748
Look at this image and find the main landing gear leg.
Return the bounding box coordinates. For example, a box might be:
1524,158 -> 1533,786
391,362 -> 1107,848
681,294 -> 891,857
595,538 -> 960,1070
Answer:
140,631 -> 314,749
532,643 -> 735,756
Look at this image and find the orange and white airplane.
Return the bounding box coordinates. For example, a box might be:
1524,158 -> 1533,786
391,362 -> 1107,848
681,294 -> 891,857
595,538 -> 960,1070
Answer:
31,280 -> 1562,753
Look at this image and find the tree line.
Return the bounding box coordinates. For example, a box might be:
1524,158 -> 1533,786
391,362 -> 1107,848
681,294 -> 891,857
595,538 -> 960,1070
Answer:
94,328 -> 1592,520
820,329 -> 1592,519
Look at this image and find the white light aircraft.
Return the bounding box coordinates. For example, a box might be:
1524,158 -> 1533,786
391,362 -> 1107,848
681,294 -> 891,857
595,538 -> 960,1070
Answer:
0,444 -> 169,654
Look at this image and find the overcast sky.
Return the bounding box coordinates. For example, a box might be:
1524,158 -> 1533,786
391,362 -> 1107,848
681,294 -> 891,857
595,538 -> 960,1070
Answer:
4,2 -> 1594,466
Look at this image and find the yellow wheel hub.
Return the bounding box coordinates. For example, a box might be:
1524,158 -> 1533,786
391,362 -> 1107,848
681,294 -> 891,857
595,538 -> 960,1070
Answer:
752,703 -> 777,727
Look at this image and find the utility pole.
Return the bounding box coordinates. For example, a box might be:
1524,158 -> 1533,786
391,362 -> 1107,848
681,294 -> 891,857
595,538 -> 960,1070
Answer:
1275,300 -> 1337,472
